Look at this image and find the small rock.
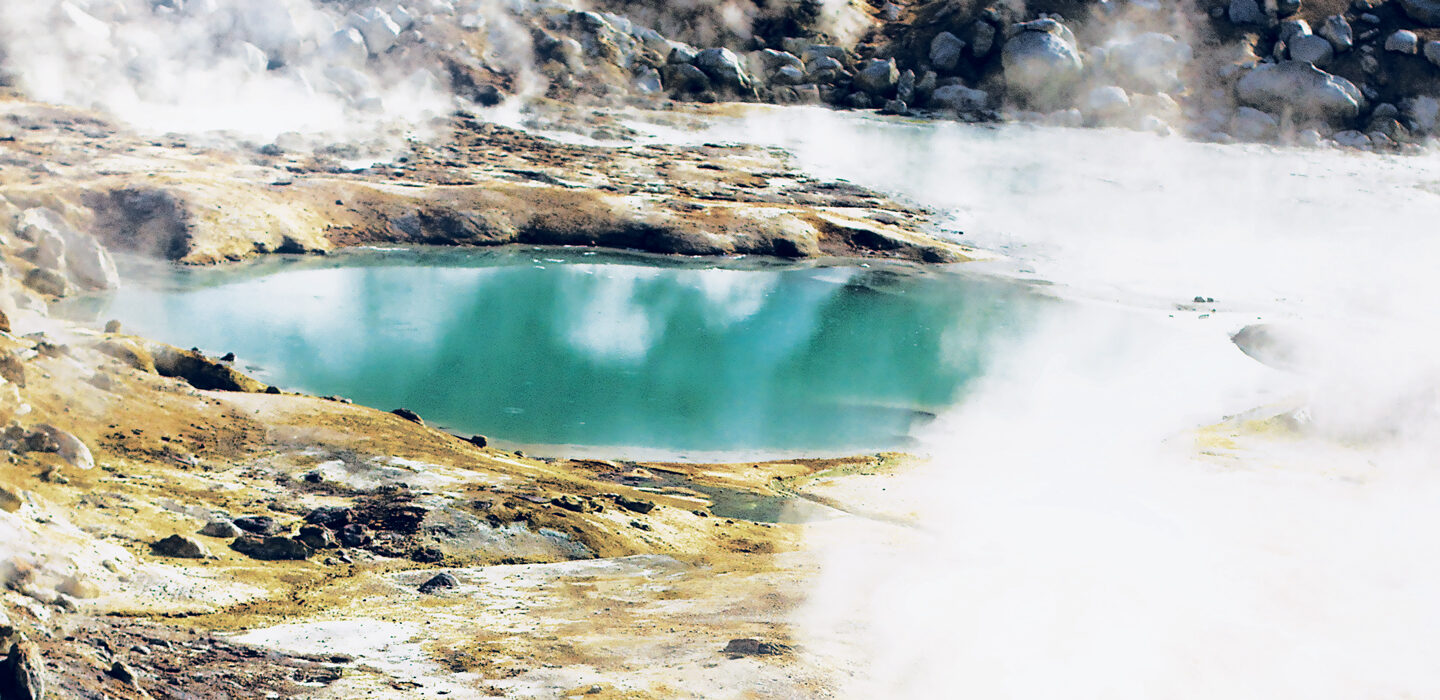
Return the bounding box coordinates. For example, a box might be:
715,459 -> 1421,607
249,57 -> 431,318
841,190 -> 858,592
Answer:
1229,0 -> 1269,25
152,534 -> 209,559
614,494 -> 656,514
418,572 -> 458,594
106,661 -> 136,684
930,31 -> 966,72
296,524 -> 336,550
1319,15 -> 1354,51
390,408 -> 423,425
103,320 -> 121,334
199,520 -> 241,538
854,58 -> 899,96
723,638 -> 791,656
1386,30 -> 1419,53
1290,34 -> 1335,64
552,495 -> 600,513
231,535 -> 311,561
466,434 -> 488,449
970,20 -> 996,57
337,523 -> 372,547
1425,40 -> 1440,66
305,506 -> 353,529
232,515 -> 282,536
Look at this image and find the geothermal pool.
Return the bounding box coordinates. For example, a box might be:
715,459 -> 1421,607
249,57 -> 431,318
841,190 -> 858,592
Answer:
70,247 -> 1040,458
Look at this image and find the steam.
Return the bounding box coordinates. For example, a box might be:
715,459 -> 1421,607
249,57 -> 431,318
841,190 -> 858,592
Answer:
0,0 -> 453,145
757,111 -> 1440,696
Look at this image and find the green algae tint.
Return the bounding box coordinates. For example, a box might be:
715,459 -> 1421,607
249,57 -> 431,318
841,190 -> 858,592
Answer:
74,248 -> 1041,459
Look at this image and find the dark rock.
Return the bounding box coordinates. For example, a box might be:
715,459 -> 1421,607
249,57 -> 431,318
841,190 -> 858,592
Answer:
152,534 -> 209,558
296,524 -> 336,550
337,523 -> 372,547
231,535 -> 311,561
264,385 -> 281,394
390,408 -> 423,425
106,661 -> 136,684
467,434 -> 488,448
103,320 -> 122,334
0,642 -> 44,700
930,31 -> 966,72
418,572 -> 458,594
853,58 -> 899,96
199,520 -> 242,538
614,494 -> 656,514
219,352 -> 236,362
552,495 -> 600,513
305,506 -> 353,529
723,638 -> 792,656
232,515 -> 282,536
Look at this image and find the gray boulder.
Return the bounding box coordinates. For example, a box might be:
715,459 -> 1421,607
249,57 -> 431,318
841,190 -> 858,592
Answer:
1319,15 -> 1354,51
804,56 -> 846,84
34,425 -> 93,470
1101,33 -> 1192,93
1235,61 -> 1365,124
929,84 -> 989,112
694,48 -> 751,92
854,58 -> 899,96
1386,30 -> 1419,53
1290,34 -> 1335,64
1399,0 -> 1440,25
1426,40 -> 1440,66
1278,19 -> 1312,44
930,31 -> 966,72
1081,85 -> 1131,121
152,534 -> 209,558
661,63 -> 709,93
1403,95 -> 1440,133
200,520 -> 242,538
1001,21 -> 1083,108
771,65 -> 806,86
349,8 -> 400,56
970,21 -> 996,57
1230,0 -> 1270,25
1231,106 -> 1280,140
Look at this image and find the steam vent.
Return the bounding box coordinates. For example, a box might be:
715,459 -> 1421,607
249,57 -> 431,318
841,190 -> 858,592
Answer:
2,0 -> 1440,697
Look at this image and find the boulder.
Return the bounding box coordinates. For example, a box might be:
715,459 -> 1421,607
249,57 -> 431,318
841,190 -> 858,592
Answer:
614,494 -> 655,514
970,21 -> 996,57
232,515 -> 282,536
1230,0 -> 1270,25
804,56 -> 846,84
929,84 -> 989,112
1332,129 -> 1371,148
1001,21 -> 1083,108
661,64 -> 710,93
1319,15 -> 1353,51
418,572 -> 458,593
232,535 -> 311,560
152,534 -> 209,558
1081,86 -> 1131,121
350,8 -> 401,56
305,506 -> 353,529
326,28 -> 369,66
1403,95 -> 1440,133
390,408 -> 424,425
1399,0 -> 1440,25
295,524 -> 335,550
1235,61 -> 1364,124
33,425 -> 93,470
1386,30 -> 1419,53
749,49 -> 803,77
0,642 -> 45,700
151,346 -> 266,392
1426,40 -> 1440,66
930,31 -> 966,72
853,58 -> 899,96
1290,34 -> 1335,64
771,65 -> 806,85
694,48 -> 751,92
1101,33 -> 1192,93
199,520 -> 241,538
1231,106 -> 1280,140
1279,19 -> 1312,44
337,523 -> 372,547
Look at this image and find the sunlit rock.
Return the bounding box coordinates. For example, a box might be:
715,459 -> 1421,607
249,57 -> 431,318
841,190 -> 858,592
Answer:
1235,61 -> 1364,124
1001,19 -> 1083,109
1100,33 -> 1192,93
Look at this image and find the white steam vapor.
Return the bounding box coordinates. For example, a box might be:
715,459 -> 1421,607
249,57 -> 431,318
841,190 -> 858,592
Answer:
681,110 -> 1440,696
0,0 -> 453,143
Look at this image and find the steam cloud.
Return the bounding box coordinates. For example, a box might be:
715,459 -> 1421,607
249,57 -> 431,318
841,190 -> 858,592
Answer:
0,0 -> 454,145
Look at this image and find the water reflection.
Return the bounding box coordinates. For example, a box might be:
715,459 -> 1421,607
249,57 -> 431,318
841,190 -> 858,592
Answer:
69,248 -> 1040,458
